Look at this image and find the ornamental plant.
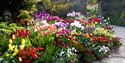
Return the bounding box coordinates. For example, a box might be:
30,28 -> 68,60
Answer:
67,11 -> 81,20
89,17 -> 101,24
56,28 -> 72,44
53,47 -> 78,63
91,36 -> 111,47
0,22 -> 23,54
17,0 -> 42,26
12,29 -> 31,47
112,37 -> 122,47
16,46 -> 44,63
93,27 -> 116,38
33,11 -> 61,23
93,46 -> 110,58
30,24 -> 56,47
83,50 -> 96,61
53,22 -> 69,29
0,35 -> 26,63
69,20 -> 84,33
40,0 -> 74,17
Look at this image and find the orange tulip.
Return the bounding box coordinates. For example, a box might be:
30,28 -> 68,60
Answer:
84,33 -> 90,38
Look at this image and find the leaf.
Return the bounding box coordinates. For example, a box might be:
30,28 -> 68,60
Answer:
0,58 -> 4,62
3,59 -> 9,63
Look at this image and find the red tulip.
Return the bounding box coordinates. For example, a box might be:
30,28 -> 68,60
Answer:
32,53 -> 38,60
53,42 -> 57,45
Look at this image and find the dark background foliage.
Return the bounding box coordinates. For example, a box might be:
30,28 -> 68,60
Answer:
100,0 -> 125,26
0,0 -> 24,16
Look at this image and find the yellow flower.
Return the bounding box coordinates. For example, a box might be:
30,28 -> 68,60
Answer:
21,39 -> 25,45
8,44 -> 15,51
95,22 -> 98,24
20,45 -> 25,50
6,54 -> 10,57
19,57 -> 22,62
86,24 -> 89,27
9,39 -> 13,44
14,46 -> 18,53
13,52 -> 17,56
12,35 -> 15,40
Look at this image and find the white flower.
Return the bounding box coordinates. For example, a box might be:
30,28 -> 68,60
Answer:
107,17 -> 110,20
104,19 -> 107,22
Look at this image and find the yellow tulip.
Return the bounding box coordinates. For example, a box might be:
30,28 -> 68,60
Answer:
19,57 -> 22,62
95,22 -> 98,24
8,44 -> 12,48
14,46 -> 18,53
21,39 -> 25,45
6,54 -> 10,57
8,44 -> 15,51
20,45 -> 25,50
12,35 -> 15,40
9,39 -> 13,44
86,24 -> 89,27
13,52 -> 17,56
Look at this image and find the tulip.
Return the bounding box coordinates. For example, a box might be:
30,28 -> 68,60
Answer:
84,33 -> 90,38
20,45 -> 25,50
9,45 -> 15,51
6,54 -> 10,57
95,22 -> 98,24
19,57 -> 22,62
13,52 -> 17,56
32,53 -> 38,60
12,35 -> 15,40
14,46 -> 18,53
9,39 -> 13,44
21,39 -> 25,45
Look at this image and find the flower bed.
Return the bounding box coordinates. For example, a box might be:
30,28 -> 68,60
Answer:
0,11 -> 123,63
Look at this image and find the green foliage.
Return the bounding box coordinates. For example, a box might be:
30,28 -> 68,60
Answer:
83,53 -> 95,61
72,43 -> 86,53
87,0 -> 100,5
0,22 -> 23,54
17,0 -> 42,25
101,0 -> 125,26
38,44 -> 56,63
39,0 -> 74,17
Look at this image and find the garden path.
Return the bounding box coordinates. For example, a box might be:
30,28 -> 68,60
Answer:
93,25 -> 125,63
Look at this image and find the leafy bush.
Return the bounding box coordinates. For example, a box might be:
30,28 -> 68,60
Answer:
39,0 -> 74,17
101,0 -> 125,26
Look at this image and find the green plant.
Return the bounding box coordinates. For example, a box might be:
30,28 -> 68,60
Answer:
93,46 -> 110,58
38,44 -> 56,63
71,43 -> 86,53
0,22 -> 23,54
39,0 -> 74,17
112,37 -> 122,47
83,50 -> 95,61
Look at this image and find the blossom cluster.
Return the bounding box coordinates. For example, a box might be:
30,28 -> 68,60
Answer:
12,29 -> 30,38
94,46 -> 110,55
53,47 -> 77,61
67,11 -> 80,17
93,27 -> 116,37
16,46 -> 44,63
91,36 -> 111,43
34,24 -> 56,35
34,11 -> 60,22
89,17 -> 101,23
53,22 -> 69,29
